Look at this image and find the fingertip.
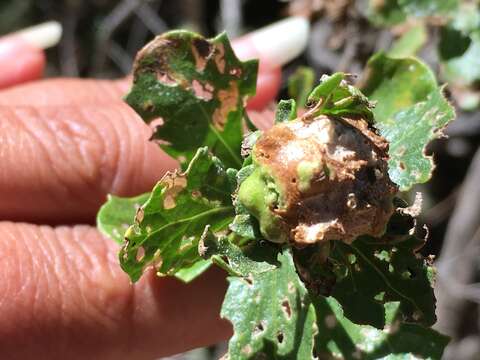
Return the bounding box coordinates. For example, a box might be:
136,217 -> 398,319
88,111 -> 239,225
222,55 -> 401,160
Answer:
0,37 -> 45,89
232,17 -> 310,69
247,67 -> 282,110
247,107 -> 276,131
233,37 -> 281,109
233,17 -> 310,110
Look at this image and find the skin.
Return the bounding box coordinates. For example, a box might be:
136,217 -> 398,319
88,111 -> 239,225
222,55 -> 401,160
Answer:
0,36 -> 45,87
0,35 -> 278,359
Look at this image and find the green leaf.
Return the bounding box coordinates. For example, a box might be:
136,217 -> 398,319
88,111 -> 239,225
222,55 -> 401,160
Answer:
307,72 -> 344,103
364,0 -> 407,27
313,298 -> 449,360
120,147 -> 235,282
229,210 -> 260,241
173,259 -> 212,283
447,4 -> 480,34
230,163 -> 262,241
330,236 -> 436,329
362,53 -> 455,191
221,249 -> 317,359
200,230 -> 279,276
398,0 -> 458,18
222,249 -> 447,359
287,66 -> 315,107
438,4 -> 480,84
125,30 -> 258,169
439,31 -> 479,75
275,99 -> 297,123
306,73 -> 375,123
388,23 -> 427,58
97,193 -> 150,244
437,4 -> 480,110
364,0 -> 458,26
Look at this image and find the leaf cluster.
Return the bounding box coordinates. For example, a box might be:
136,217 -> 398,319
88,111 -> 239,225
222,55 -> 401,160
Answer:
366,0 -> 480,110
97,30 -> 455,359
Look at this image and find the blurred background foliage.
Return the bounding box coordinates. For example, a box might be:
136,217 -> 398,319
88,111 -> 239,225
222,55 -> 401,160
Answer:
2,0 -> 480,359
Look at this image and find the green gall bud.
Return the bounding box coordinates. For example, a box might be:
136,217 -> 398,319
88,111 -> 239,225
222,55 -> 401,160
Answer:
238,115 -> 397,245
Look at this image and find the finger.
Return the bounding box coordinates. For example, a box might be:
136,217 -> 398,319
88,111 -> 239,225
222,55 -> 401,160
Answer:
233,16 -> 310,110
231,38 -> 281,111
248,106 -> 276,131
0,100 -> 277,224
0,17 -> 309,109
0,22 -> 62,89
0,65 -> 278,110
0,78 -> 130,107
233,17 -> 309,73
246,67 -> 282,111
0,37 -> 45,89
0,104 -> 177,223
0,222 -> 230,360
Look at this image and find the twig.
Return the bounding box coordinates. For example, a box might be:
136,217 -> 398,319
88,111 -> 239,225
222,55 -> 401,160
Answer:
109,41 -> 134,74
445,111 -> 480,138
134,1 -> 168,35
219,0 -> 242,38
423,188 -> 459,227
307,19 -> 342,71
435,146 -> 480,338
126,0 -> 165,55
178,0 -> 205,33
60,4 -> 80,76
437,226 -> 480,302
443,335 -> 480,360
92,0 -> 145,75
337,23 -> 359,72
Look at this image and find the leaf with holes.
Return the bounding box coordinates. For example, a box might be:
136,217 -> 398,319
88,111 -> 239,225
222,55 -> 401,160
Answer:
221,249 -> 317,359
329,235 -> 436,329
313,298 -> 449,359
96,186 -> 212,283
275,99 -> 298,124
95,25 -> 455,359
97,193 -> 150,244
222,249 -> 447,359
438,3 -> 480,85
200,230 -> 279,277
362,53 -> 455,191
124,30 -> 257,169
120,147 -> 235,282
438,3 -> 480,110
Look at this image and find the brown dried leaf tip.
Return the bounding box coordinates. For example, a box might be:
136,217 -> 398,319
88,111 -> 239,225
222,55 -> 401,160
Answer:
238,115 -> 398,245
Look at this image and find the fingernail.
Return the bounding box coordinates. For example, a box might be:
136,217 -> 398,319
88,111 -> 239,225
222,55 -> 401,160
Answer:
9,21 -> 62,50
247,17 -> 310,67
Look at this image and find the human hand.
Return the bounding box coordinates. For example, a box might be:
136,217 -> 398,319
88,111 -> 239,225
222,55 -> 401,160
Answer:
0,18 -> 308,359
